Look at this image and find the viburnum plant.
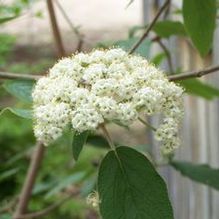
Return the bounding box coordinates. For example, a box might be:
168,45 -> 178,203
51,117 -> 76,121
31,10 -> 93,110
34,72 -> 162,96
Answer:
1,0 -> 219,219
32,48 -> 183,154
32,48 -> 183,218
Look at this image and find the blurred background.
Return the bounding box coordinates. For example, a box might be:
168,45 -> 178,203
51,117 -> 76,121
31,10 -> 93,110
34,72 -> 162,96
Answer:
0,0 -> 219,219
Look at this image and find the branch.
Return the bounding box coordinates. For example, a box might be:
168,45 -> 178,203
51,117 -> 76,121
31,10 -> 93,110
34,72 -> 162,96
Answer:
168,65 -> 219,81
138,117 -> 157,131
153,37 -> 174,73
0,72 -> 41,80
54,0 -> 84,52
47,0 -> 65,57
14,2 -> 67,218
129,0 -> 170,54
16,193 -> 75,219
13,143 -> 45,219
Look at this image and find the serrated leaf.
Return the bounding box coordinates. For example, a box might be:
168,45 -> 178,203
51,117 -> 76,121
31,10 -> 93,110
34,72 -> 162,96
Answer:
153,21 -> 186,38
0,107 -> 32,119
98,146 -> 173,219
179,78 -> 219,99
3,80 -> 34,103
183,0 -> 216,56
72,130 -> 89,161
171,161 -> 219,190
45,172 -> 86,198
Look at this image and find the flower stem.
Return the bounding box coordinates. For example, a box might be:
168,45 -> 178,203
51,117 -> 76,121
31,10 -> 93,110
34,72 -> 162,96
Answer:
99,123 -> 116,151
138,117 -> 157,132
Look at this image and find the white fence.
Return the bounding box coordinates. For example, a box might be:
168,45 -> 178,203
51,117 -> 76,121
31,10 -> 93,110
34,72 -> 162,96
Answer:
143,1 -> 219,218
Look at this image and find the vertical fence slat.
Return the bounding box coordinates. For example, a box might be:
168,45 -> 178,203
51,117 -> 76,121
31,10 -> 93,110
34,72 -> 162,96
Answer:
209,23 -> 219,219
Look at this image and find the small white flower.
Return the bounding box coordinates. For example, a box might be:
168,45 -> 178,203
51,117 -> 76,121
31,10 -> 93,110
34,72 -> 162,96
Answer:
32,48 -> 184,155
71,104 -> 104,132
94,96 -> 118,120
117,103 -> 138,125
82,63 -> 106,83
133,87 -> 162,114
86,191 -> 100,208
92,78 -> 118,97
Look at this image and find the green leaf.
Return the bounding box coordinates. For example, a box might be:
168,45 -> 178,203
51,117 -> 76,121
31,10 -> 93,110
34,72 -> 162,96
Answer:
0,107 -> 32,119
3,80 -> 34,103
183,0 -> 216,56
115,37 -> 151,58
96,37 -> 151,58
0,16 -> 17,24
171,161 -> 219,190
45,172 -> 86,198
32,180 -> 57,195
86,135 -> 109,149
153,21 -> 186,38
128,25 -> 146,38
80,174 -> 97,197
151,52 -> 166,66
72,130 -> 89,161
0,168 -> 19,182
179,78 -> 219,99
0,213 -> 12,219
98,146 -> 173,219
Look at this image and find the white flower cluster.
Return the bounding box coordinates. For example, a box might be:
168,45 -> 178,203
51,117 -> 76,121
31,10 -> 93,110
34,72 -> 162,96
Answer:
32,48 -> 183,154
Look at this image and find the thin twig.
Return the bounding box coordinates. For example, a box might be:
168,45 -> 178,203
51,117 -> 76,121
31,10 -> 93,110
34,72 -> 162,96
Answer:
0,72 -> 41,80
138,117 -> 157,131
154,38 -> 174,73
16,193 -> 75,219
47,0 -> 65,57
54,0 -> 84,52
2,65 -> 219,83
168,65 -> 219,81
163,0 -> 171,19
13,2 -> 67,218
129,0 -> 170,54
99,124 -> 116,151
13,143 -> 45,219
